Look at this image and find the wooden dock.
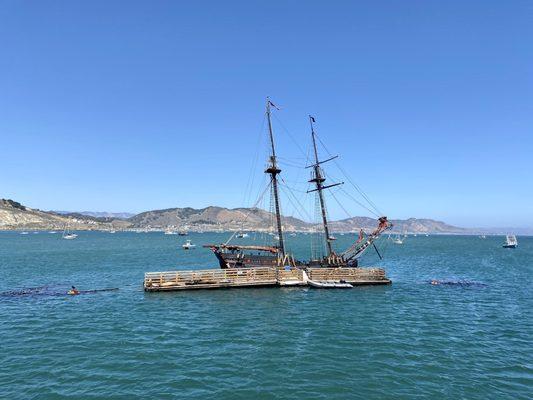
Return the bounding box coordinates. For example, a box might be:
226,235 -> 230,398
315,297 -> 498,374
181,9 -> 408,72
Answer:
144,267 -> 390,291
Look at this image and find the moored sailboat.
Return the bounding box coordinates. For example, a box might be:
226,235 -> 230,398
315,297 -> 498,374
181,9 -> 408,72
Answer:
62,223 -> 78,240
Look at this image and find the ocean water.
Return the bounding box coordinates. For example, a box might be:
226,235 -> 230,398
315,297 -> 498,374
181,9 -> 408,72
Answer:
0,232 -> 531,399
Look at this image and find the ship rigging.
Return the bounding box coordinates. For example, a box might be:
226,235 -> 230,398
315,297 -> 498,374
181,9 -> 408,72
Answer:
205,98 -> 391,269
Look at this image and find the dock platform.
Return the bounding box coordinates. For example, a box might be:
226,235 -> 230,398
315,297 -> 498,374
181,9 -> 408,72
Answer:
144,267 -> 390,291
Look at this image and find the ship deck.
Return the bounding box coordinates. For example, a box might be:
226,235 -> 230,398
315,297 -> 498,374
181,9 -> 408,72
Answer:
144,267 -> 391,291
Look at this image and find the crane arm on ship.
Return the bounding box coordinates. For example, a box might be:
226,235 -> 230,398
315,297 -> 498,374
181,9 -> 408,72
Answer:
341,217 -> 392,263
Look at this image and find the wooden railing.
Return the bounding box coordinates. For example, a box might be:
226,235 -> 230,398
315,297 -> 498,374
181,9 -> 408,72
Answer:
307,267 -> 388,283
144,266 -> 390,291
276,268 -> 304,283
144,267 -> 278,290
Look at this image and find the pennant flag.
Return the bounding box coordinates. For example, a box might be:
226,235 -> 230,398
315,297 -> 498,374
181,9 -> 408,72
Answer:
310,116 -> 315,123
268,100 -> 279,110
356,228 -> 364,243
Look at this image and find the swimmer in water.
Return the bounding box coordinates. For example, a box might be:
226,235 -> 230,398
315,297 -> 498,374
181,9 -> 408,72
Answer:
67,286 -> 79,295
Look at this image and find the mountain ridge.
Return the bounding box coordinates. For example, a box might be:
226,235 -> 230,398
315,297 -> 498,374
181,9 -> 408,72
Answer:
1,199 -> 531,234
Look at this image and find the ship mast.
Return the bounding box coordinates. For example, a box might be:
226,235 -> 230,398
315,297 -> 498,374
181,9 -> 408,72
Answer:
307,116 -> 342,256
265,98 -> 285,256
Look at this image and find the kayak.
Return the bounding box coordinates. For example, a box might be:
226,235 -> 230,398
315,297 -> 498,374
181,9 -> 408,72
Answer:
68,288 -> 119,295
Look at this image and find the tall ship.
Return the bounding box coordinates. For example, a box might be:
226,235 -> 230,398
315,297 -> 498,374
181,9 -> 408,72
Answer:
205,99 -> 391,270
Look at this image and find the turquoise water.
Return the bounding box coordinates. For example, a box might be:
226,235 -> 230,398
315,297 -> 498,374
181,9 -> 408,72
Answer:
1,232 -> 531,399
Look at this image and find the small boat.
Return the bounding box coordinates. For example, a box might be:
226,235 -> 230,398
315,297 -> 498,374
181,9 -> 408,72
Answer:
308,279 -> 353,289
164,229 -> 178,235
62,224 -> 78,240
20,231 -> 29,235
49,231 -> 57,234
328,235 -> 337,241
182,239 -> 196,250
503,235 -> 517,248
236,232 -> 249,238
178,230 -> 188,236
109,230 -> 116,234
68,287 -> 119,295
391,234 -> 403,244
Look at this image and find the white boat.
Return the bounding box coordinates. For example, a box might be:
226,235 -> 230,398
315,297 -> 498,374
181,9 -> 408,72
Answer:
236,232 -> 249,238
308,279 -> 353,289
20,231 -> 29,235
182,239 -> 196,250
391,234 -> 403,244
49,231 -> 57,234
164,229 -> 178,235
503,235 -> 517,248
109,230 -> 116,234
62,224 -> 78,240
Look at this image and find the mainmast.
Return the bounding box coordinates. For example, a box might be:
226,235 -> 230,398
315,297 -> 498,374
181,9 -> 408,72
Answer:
265,98 -> 285,256
307,116 -> 342,256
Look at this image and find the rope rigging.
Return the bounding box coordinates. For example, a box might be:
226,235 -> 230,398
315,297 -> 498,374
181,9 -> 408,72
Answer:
313,131 -> 384,217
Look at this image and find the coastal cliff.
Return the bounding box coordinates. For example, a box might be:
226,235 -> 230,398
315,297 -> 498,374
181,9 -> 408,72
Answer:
0,199 -> 127,231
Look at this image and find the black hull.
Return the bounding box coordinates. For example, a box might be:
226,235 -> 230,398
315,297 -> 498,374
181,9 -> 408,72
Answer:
212,249 -> 357,269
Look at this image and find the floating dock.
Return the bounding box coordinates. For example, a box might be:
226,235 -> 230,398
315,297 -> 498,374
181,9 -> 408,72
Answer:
144,267 -> 390,291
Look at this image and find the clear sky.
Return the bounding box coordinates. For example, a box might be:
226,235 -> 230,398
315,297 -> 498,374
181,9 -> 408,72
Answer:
1,1 -> 531,228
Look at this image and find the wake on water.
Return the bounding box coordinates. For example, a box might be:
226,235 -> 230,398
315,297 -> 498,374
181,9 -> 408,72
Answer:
0,285 -> 118,298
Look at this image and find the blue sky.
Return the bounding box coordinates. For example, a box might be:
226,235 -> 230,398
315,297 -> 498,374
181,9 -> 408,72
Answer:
0,1 -> 531,227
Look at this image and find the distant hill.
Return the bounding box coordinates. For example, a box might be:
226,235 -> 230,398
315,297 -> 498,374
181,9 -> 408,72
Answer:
53,211 -> 135,220
128,206 -> 309,231
127,206 -> 466,233
1,199 -> 530,234
0,199 -> 125,230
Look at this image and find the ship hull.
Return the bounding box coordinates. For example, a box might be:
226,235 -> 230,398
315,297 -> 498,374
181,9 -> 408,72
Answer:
213,249 -> 357,269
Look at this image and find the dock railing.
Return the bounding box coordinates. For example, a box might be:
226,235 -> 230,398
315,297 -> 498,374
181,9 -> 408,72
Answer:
144,267 -> 278,291
276,268 -> 305,285
307,267 -> 389,284
144,267 -> 390,291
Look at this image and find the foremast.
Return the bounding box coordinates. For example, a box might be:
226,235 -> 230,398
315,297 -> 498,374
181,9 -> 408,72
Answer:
307,116 -> 343,256
265,98 -> 285,256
